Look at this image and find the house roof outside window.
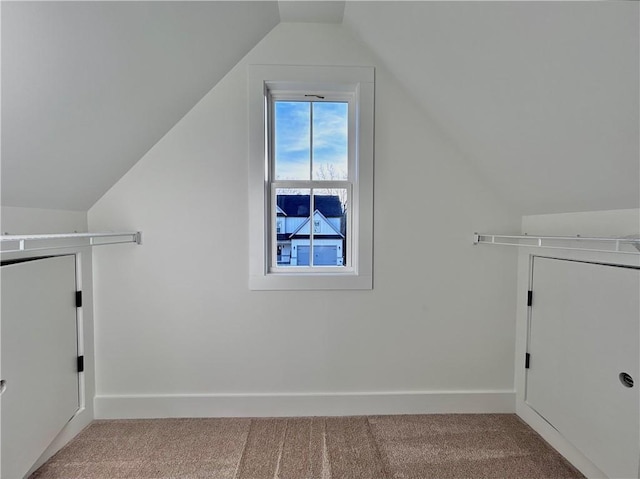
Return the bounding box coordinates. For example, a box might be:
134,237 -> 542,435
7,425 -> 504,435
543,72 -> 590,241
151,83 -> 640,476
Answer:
276,195 -> 343,218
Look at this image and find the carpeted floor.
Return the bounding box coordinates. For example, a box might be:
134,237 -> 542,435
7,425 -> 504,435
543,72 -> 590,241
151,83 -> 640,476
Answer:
30,414 -> 585,479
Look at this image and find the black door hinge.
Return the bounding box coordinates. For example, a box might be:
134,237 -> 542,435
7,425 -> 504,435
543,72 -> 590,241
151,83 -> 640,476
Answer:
525,353 -> 531,369
527,290 -> 533,307
75,291 -> 83,308
77,355 -> 84,373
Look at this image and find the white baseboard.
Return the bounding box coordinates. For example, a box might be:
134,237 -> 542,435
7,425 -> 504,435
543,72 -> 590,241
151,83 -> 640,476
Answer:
26,407 -> 93,477
95,390 -> 515,419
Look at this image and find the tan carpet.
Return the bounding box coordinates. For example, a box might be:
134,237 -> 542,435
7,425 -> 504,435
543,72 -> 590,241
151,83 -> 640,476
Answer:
30,414 -> 584,479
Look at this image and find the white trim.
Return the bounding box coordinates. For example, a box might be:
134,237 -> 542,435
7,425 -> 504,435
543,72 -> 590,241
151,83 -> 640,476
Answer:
516,405 -> 607,479
26,408 -> 93,477
248,64 -> 374,291
95,390 -> 515,419
250,272 -> 371,290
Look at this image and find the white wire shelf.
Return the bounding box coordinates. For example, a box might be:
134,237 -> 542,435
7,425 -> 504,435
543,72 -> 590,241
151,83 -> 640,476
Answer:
1,231 -> 142,254
473,233 -> 640,255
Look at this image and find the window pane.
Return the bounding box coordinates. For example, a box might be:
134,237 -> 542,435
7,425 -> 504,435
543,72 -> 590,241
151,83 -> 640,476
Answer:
275,188 -> 310,266
274,102 -> 310,180
273,188 -> 347,267
312,102 -> 348,181
313,189 -> 347,267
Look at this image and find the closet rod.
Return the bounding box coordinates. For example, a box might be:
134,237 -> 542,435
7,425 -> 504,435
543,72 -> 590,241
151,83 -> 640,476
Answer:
1,231 -> 142,254
473,233 -> 640,255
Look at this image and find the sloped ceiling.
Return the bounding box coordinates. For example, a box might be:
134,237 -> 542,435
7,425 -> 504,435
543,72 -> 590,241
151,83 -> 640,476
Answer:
2,1 -> 279,210
3,2 -> 638,215
345,1 -> 639,214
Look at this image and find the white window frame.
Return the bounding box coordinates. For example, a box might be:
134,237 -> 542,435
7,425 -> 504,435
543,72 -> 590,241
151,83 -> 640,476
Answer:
248,65 -> 374,290
268,90 -> 352,273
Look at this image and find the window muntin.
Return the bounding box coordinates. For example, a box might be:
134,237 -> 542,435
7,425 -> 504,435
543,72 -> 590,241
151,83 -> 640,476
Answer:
269,94 -> 353,271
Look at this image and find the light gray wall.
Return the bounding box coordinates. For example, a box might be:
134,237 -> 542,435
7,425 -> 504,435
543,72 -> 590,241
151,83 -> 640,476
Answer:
89,23 -> 521,418
1,206 -> 87,234
521,209 -> 640,238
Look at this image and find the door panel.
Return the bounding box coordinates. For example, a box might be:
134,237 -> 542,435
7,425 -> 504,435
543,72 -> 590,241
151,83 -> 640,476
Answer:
1,255 -> 80,479
297,246 -> 309,266
296,245 -> 337,266
314,246 -> 337,266
526,257 -> 639,479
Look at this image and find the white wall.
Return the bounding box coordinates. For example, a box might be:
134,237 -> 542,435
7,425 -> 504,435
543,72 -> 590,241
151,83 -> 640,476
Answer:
1,206 -> 87,234
0,206 -> 95,475
515,209 -> 640,478
89,23 -> 520,418
521,208 -> 640,238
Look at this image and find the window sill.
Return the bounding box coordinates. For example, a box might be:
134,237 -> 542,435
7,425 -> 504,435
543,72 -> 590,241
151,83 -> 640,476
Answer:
249,273 -> 372,291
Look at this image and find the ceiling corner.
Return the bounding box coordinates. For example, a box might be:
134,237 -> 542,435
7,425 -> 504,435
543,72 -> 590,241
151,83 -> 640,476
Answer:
278,1 -> 345,24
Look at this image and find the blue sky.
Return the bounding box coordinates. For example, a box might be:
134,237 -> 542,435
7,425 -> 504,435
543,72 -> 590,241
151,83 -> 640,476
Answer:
274,101 -> 348,180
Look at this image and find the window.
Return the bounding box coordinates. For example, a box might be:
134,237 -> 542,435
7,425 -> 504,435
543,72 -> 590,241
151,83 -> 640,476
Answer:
272,97 -> 349,270
248,65 -> 374,290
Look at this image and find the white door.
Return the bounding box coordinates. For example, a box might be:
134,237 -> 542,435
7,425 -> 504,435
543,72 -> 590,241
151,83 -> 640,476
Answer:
526,257 -> 639,479
1,255 -> 80,479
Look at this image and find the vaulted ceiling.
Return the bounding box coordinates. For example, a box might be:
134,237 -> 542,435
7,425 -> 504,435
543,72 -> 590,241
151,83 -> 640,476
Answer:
2,1 -> 638,215
1,1 -> 280,210
344,1 -> 639,215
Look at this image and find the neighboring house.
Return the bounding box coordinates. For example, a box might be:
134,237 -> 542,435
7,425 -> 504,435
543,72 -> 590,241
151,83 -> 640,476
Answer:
276,194 -> 345,266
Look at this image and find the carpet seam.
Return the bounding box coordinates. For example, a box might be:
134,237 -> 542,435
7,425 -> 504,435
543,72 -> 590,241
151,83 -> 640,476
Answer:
366,416 -> 392,479
306,418 -> 313,479
322,417 -> 333,479
273,418 -> 289,479
321,418 -> 331,479
232,418 -> 253,479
